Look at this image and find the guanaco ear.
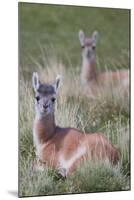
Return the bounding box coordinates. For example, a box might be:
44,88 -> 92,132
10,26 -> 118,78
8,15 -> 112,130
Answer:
54,74 -> 61,93
79,30 -> 85,47
92,31 -> 98,45
32,72 -> 40,92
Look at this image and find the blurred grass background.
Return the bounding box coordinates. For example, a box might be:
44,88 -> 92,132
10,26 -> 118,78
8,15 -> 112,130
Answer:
19,3 -> 130,77
19,2 -> 130,197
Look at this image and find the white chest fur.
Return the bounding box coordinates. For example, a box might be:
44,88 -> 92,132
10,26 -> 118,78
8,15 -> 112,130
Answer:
58,145 -> 86,175
33,126 -> 43,159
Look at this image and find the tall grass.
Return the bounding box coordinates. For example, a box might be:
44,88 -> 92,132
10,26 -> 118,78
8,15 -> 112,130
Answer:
19,59 -> 130,197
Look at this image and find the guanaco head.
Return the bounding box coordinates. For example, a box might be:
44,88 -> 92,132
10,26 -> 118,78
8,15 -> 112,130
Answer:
32,72 -> 61,117
78,30 -> 98,60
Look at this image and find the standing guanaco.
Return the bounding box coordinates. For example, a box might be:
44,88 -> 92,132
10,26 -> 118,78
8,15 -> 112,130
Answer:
78,30 -> 129,96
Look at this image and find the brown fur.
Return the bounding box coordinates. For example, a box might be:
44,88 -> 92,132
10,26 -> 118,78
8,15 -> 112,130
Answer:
90,70 -> 128,95
79,30 -> 129,96
34,116 -> 120,176
81,59 -> 129,96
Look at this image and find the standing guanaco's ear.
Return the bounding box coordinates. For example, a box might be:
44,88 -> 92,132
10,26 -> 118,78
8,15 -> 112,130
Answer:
92,31 -> 98,45
32,72 -> 40,92
79,30 -> 85,47
54,74 -> 62,94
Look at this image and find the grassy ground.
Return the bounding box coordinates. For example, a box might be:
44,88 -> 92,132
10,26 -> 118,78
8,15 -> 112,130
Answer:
19,2 -> 130,197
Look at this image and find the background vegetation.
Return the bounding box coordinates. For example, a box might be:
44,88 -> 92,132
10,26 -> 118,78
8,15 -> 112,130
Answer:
19,3 -> 130,197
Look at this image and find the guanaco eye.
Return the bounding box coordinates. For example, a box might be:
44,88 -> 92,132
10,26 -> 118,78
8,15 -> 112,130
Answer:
92,45 -> 96,50
51,97 -> 56,103
35,96 -> 40,102
81,46 -> 85,49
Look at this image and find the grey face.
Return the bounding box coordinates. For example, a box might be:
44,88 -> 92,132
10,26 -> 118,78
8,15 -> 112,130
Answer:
35,84 -> 56,116
81,38 -> 96,59
79,30 -> 98,59
32,72 -> 61,117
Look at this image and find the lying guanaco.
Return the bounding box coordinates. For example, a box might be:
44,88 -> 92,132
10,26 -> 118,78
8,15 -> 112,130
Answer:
32,72 -> 120,177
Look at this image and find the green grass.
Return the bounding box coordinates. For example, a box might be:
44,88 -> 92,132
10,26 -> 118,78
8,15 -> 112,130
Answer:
19,2 -> 130,197
19,3 -> 129,74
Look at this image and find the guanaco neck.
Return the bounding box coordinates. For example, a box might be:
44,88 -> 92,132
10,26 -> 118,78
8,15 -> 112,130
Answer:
34,113 -> 56,144
81,55 -> 97,85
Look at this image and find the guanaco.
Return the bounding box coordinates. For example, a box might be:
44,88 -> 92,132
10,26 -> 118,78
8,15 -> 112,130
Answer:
32,72 -> 120,177
78,30 -> 129,96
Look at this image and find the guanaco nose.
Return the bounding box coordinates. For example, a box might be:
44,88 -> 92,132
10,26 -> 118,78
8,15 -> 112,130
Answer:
43,104 -> 49,109
87,49 -> 91,58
